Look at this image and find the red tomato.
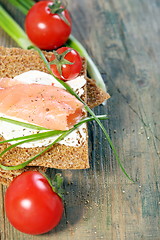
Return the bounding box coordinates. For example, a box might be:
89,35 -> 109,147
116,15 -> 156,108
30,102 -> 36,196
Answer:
5,171 -> 64,235
50,47 -> 82,81
25,1 -> 72,50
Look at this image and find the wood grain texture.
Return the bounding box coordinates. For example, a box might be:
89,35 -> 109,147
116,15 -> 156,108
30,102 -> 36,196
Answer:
0,0 -> 160,239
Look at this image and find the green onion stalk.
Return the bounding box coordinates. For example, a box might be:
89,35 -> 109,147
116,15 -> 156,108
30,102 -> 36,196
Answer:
0,5 -> 32,49
7,0 -> 34,15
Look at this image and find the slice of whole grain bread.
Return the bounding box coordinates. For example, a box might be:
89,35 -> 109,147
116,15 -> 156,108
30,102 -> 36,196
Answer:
0,47 -> 110,184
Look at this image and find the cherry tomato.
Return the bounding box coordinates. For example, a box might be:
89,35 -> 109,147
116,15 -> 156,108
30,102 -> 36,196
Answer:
25,1 -> 72,50
5,171 -> 64,235
50,47 -> 82,81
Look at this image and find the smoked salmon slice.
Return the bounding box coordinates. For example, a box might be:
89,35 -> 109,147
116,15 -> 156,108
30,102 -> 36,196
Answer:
0,83 -> 84,130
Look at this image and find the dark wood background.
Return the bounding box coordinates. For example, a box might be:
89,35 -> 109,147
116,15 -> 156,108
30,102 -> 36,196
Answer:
0,0 -> 160,239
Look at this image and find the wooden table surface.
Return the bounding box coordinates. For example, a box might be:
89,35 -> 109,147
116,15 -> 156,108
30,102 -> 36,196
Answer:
0,0 -> 160,239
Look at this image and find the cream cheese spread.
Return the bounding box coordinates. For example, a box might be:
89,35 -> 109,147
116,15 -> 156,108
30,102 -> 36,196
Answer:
0,71 -> 87,148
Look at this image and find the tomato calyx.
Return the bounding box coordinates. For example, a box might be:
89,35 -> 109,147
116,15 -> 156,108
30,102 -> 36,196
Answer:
48,0 -> 70,25
49,49 -> 73,76
45,173 -> 64,199
50,47 -> 82,80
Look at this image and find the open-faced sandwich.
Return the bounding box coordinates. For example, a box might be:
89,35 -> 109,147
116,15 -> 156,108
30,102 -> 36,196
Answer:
0,46 -> 110,185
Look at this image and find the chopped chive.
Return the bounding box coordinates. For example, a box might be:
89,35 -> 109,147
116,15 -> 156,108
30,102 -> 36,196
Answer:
0,130 -> 64,144
0,117 -> 49,130
0,135 -> 50,158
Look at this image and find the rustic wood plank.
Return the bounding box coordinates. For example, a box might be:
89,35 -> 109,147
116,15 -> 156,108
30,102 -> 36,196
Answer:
0,0 -> 160,239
